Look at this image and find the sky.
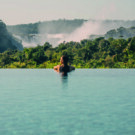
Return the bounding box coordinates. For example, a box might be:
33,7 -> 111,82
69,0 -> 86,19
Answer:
0,0 -> 135,25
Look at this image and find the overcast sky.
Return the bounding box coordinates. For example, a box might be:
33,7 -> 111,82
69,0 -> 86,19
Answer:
0,0 -> 134,25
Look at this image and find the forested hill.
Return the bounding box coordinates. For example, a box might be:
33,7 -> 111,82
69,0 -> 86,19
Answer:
0,20 -> 23,53
7,19 -> 135,36
105,27 -> 135,39
0,37 -> 135,68
7,19 -> 86,35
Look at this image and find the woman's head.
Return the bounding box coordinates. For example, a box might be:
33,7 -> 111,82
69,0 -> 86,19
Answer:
60,55 -> 69,65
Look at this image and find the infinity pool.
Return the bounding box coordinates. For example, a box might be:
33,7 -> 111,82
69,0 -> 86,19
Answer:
0,69 -> 135,135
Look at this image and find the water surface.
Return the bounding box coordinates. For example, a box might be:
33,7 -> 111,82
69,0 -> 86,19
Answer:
0,69 -> 135,135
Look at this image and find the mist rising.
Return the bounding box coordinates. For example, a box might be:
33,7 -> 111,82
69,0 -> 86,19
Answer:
7,19 -> 135,47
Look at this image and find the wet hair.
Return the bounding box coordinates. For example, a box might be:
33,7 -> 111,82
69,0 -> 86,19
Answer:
61,55 -> 69,72
62,55 -> 69,66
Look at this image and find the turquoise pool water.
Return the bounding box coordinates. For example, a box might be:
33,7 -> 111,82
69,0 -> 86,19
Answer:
0,69 -> 135,135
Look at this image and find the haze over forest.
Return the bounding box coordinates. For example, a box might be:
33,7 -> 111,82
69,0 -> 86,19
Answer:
1,0 -> 135,68
7,19 -> 135,47
0,0 -> 135,54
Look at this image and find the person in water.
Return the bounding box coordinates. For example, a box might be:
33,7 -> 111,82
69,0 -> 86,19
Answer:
54,55 -> 75,73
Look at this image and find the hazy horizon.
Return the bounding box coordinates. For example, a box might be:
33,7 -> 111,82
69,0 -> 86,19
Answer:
0,0 -> 135,25
4,18 -> 135,26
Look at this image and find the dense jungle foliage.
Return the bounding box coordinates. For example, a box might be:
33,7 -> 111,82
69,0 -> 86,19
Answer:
0,37 -> 135,68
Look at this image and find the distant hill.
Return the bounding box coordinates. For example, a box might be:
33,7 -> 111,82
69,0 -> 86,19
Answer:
7,19 -> 135,47
105,27 -> 135,39
7,19 -> 135,35
0,20 -> 23,53
7,19 -> 86,35
89,27 -> 135,40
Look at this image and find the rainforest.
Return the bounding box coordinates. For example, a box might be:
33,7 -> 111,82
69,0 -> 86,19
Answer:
0,36 -> 135,68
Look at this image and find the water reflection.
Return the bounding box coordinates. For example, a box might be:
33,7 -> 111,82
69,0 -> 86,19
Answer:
61,72 -> 68,89
60,70 -> 75,89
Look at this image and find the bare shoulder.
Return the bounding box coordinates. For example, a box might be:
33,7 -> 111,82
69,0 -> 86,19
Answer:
54,65 -> 61,72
